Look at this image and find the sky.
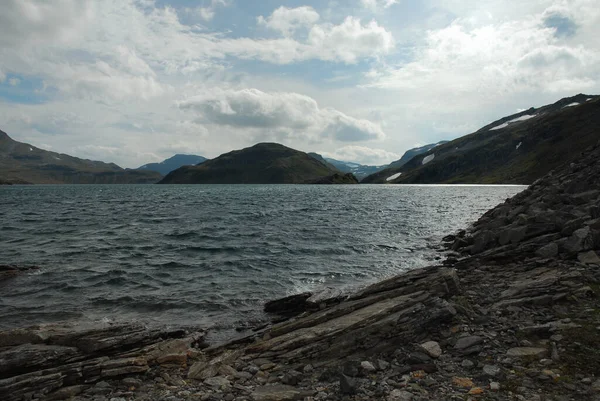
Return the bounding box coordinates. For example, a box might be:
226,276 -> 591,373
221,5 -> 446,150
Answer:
0,0 -> 599,168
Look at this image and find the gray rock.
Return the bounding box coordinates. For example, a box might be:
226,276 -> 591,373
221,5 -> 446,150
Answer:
252,384 -> 312,400
361,360 -> 377,373
388,389 -> 413,400
564,226 -> 593,253
498,226 -> 527,246
536,242 -> 559,258
461,359 -> 474,368
506,347 -> 548,358
204,376 -> 231,390
483,364 -> 501,377
419,341 -> 442,358
339,374 -> 357,395
454,336 -> 483,350
471,230 -> 496,254
578,250 -> 600,265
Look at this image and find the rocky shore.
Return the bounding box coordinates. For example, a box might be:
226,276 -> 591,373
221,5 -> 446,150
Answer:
2,142 -> 600,401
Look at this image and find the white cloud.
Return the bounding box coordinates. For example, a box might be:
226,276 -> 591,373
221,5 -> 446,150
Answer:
258,6 -> 320,37
321,145 -> 400,165
367,3 -> 600,95
179,88 -> 385,142
0,69 -> 5,83
8,78 -> 21,86
361,0 -> 399,11
186,0 -> 230,22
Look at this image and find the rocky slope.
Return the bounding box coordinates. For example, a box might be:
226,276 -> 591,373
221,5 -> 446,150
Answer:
159,143 -> 348,184
363,94 -> 599,184
2,142 -> 600,400
138,154 -> 208,176
0,130 -> 162,184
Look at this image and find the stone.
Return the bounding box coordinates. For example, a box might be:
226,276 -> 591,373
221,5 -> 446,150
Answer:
454,336 -> 483,350
361,361 -> 377,373
471,230 -> 496,254
564,226 -> 593,253
483,365 -> 500,377
45,385 -> 88,400
251,384 -> 311,401
203,376 -> 231,390
506,347 -> 548,358
377,359 -> 390,370
578,250 -> 600,265
536,243 -> 559,258
387,389 -> 413,401
264,292 -> 312,316
469,387 -> 484,395
339,374 -> 357,395
452,377 -> 474,388
498,226 -> 527,246
419,341 -> 442,358
490,382 -> 500,391
461,359 -> 474,368
281,370 -> 302,386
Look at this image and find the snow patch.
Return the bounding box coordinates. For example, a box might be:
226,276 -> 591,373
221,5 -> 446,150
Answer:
422,154 -> 435,165
587,98 -> 593,102
490,114 -> 536,131
29,147 -> 33,151
516,142 -> 522,150
563,102 -> 579,108
386,172 -> 402,182
54,156 -> 61,160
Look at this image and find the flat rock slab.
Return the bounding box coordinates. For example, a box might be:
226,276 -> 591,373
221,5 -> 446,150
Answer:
454,336 -> 483,350
251,384 -> 314,401
506,347 -> 548,358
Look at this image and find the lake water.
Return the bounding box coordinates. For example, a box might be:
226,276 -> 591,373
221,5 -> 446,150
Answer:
0,184 -> 524,340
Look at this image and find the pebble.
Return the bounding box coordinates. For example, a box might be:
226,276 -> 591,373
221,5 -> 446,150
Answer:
454,336 -> 483,350
461,360 -> 475,368
490,382 -> 500,391
420,341 -> 442,358
361,361 -> 377,373
483,365 -> 500,377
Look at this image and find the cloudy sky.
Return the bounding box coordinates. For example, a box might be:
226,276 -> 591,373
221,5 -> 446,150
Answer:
1,0 -> 599,167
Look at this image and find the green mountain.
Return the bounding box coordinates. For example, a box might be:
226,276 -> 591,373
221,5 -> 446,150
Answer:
159,143 -> 356,184
0,130 -> 162,184
362,94 -> 600,184
139,154 -> 208,176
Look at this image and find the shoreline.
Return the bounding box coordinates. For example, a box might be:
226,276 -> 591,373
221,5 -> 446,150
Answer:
1,143 -> 599,400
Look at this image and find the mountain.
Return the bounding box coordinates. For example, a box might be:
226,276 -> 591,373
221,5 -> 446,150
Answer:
388,141 -> 449,169
159,143 -> 356,184
308,153 -> 387,181
139,154 -> 207,175
362,94 -> 600,184
0,130 -> 162,184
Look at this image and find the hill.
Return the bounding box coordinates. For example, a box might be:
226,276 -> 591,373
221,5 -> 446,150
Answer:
138,154 -> 207,176
159,143 -> 354,184
362,94 -> 599,184
0,130 -> 162,184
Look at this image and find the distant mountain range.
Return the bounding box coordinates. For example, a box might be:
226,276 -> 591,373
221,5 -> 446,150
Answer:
362,94 -> 600,184
139,154 -> 207,176
0,130 -> 161,184
307,153 -> 386,181
159,143 -> 357,184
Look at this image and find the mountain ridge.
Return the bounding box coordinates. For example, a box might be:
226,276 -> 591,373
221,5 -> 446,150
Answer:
362,94 -> 600,184
0,130 -> 162,184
